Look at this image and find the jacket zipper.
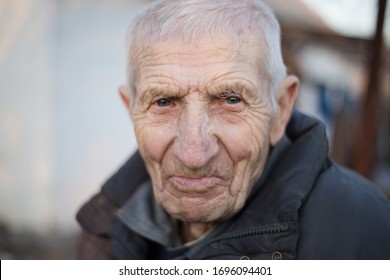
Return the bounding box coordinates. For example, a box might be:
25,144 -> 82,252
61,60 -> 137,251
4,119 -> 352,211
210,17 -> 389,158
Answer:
206,224 -> 290,245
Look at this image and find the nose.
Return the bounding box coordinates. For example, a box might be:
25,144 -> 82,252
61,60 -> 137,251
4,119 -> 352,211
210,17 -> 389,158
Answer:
173,104 -> 218,169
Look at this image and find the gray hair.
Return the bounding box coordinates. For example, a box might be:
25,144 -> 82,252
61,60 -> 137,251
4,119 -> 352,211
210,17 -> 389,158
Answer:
126,0 -> 287,106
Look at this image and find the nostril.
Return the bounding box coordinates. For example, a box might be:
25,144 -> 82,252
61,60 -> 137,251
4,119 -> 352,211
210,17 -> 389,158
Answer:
173,138 -> 219,169
176,147 -> 214,169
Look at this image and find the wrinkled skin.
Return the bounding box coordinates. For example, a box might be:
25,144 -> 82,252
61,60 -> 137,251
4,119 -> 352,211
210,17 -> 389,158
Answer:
120,35 -> 298,241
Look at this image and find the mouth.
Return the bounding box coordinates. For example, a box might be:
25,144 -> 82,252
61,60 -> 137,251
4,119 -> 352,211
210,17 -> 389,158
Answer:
169,175 -> 223,192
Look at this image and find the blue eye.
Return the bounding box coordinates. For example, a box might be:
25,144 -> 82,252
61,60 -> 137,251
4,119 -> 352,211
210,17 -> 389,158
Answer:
156,98 -> 172,107
226,96 -> 241,105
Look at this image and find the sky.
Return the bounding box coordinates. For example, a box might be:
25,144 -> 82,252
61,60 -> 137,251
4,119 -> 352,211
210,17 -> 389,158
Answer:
302,0 -> 390,43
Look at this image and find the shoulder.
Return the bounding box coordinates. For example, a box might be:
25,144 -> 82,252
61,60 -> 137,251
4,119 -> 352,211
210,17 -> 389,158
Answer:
297,160 -> 390,259
76,151 -> 149,259
312,162 -> 389,213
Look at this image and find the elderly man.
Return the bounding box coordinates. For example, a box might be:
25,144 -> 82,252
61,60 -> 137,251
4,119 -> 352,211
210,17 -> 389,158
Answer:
77,0 -> 390,259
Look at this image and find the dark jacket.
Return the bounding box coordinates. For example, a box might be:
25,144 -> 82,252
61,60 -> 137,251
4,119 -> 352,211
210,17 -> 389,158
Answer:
76,112 -> 390,259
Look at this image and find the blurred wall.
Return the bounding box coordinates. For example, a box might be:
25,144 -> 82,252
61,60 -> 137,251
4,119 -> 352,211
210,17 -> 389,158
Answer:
0,0 -> 149,235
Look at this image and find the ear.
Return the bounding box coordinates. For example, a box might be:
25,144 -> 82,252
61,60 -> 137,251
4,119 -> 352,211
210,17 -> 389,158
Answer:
119,85 -> 131,111
269,75 -> 299,146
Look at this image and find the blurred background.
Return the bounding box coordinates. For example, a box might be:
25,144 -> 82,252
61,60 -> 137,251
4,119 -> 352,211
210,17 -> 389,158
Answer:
0,0 -> 389,259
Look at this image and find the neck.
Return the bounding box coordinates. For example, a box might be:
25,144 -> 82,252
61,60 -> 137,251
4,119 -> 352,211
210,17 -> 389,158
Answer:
178,221 -> 215,243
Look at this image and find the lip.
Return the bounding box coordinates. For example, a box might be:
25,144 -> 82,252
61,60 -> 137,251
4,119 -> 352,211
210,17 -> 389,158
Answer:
170,175 -> 222,191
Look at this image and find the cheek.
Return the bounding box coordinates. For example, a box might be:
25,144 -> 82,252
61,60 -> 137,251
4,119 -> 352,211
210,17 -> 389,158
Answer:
216,114 -> 271,162
215,113 -> 273,198
134,119 -> 177,194
134,119 -> 176,163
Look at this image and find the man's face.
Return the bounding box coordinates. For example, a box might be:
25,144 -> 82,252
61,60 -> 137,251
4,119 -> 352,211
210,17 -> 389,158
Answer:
130,36 -> 280,223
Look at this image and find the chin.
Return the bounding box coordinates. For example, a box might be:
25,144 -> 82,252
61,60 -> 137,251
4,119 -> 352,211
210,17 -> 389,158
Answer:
163,199 -> 235,224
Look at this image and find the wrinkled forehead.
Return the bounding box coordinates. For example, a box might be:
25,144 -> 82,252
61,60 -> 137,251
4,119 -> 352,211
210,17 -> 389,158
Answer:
130,33 -> 268,87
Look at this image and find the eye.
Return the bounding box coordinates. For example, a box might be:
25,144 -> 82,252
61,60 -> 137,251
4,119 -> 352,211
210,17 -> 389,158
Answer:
225,96 -> 242,105
155,98 -> 172,107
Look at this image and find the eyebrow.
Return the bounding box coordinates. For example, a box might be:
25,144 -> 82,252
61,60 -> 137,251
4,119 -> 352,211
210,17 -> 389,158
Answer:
206,80 -> 257,99
137,79 -> 258,102
138,83 -> 183,102
215,88 -> 242,97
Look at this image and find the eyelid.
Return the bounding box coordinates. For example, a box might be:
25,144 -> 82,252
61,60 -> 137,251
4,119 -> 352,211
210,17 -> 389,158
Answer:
145,92 -> 174,106
152,94 -> 169,102
153,94 -> 181,103
215,89 -> 246,105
